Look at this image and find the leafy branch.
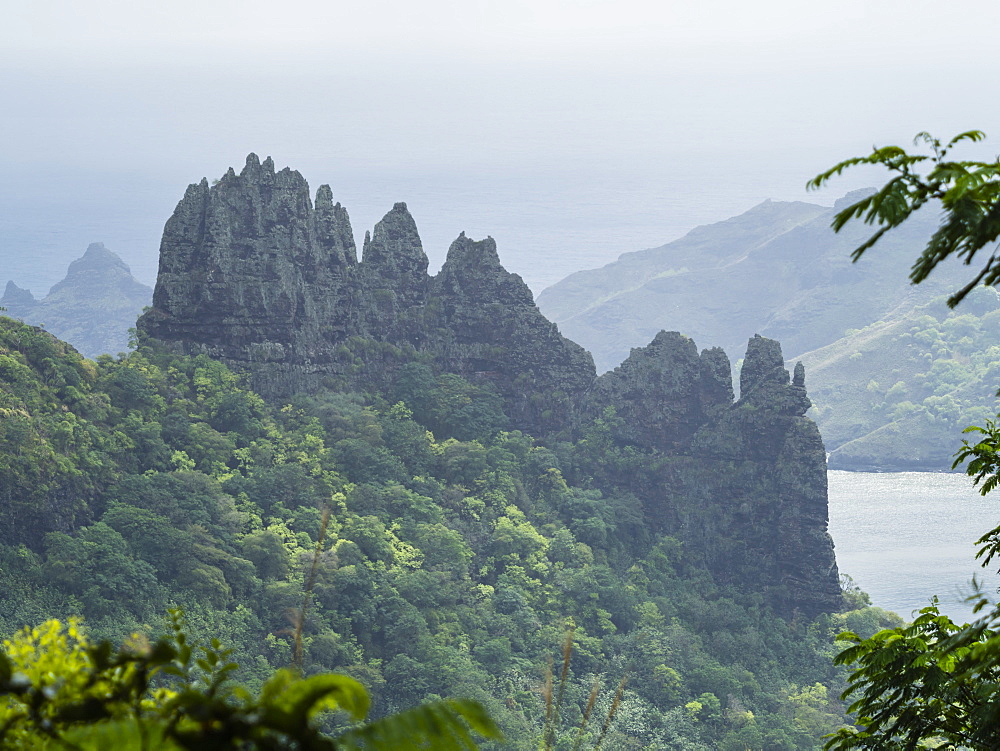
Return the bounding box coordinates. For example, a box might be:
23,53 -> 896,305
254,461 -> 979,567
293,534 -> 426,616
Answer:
809,131 -> 1000,307
0,614 -> 501,750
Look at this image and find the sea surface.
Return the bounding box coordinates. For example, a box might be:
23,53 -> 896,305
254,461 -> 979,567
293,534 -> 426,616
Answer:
828,470 -> 1000,622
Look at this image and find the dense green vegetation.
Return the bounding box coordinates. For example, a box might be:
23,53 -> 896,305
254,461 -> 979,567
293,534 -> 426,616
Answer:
0,612 -> 501,749
0,316 -> 898,748
802,286 -> 1000,469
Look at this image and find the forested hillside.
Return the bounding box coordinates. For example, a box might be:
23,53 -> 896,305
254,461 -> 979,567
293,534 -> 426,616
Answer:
801,287 -> 1000,470
0,317 -> 898,749
0,155 -> 903,749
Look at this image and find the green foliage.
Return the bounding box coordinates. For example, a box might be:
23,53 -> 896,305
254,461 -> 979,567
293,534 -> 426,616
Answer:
809,130 -> 1000,307
392,364 -> 507,441
955,417 -> 1000,496
801,288 -> 1000,468
43,523 -> 162,617
826,601 -> 1000,750
816,132 -> 1000,750
536,626 -> 629,751
338,699 -> 500,750
0,317 -> 868,749
0,614 -> 501,750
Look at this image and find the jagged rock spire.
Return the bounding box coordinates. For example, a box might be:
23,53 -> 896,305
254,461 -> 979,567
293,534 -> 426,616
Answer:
361,202 -> 429,304
739,334 -> 810,416
583,331 -> 723,450
431,232 -> 596,434
314,185 -> 357,268
2,281 -> 36,308
138,157 -> 596,426
434,233 -> 534,307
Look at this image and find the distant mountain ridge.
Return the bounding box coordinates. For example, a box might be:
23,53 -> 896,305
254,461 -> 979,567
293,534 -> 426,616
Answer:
535,193 -> 1000,470
536,191 -> 968,374
2,242 -> 152,358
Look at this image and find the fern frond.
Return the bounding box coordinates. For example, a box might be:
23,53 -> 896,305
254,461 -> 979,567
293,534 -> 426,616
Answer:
947,130 -> 986,149
337,698 -> 502,750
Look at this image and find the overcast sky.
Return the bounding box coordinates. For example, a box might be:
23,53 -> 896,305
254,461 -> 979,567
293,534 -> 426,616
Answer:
3,0 -> 1000,293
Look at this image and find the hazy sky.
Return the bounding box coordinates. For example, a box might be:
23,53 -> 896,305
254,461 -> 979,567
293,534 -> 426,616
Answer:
4,0 -> 1000,293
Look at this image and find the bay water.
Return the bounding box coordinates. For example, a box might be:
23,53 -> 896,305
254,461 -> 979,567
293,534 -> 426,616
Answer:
828,470 -> 1000,623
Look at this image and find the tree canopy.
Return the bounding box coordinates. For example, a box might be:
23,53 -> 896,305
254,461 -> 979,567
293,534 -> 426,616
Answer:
0,316 -> 880,749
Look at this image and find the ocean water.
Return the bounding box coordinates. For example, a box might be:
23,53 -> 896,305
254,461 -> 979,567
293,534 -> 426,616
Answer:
828,470 -> 1000,622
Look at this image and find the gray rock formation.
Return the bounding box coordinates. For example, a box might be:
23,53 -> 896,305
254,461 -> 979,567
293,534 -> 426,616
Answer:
581,331 -> 720,450
2,282 -> 36,308
142,157 -> 363,395
738,334 -> 812,418
139,155 -> 595,434
428,233 -> 594,432
2,243 -> 152,358
576,332 -> 840,616
717,336 -> 838,615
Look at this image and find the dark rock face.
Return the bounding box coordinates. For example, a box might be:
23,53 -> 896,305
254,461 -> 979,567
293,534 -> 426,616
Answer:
139,155 -> 595,433
139,156 -> 840,615
428,234 -> 595,433
582,332 -> 712,451
582,332 -> 840,616
2,243 -> 152,358
356,203 -> 431,350
142,157 -> 360,395
739,334 -> 811,416
713,337 -> 838,615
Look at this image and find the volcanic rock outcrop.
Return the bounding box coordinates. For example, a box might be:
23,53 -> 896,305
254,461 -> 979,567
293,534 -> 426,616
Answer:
138,155 -> 840,615
580,331 -> 734,451
578,331 -> 840,614
139,155 -> 594,435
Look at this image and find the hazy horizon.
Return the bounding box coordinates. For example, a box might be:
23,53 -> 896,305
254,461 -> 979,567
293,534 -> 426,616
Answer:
5,0 -> 1000,294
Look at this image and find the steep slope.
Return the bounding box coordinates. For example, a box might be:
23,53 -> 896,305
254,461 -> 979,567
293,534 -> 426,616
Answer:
798,287 -> 1000,470
1,243 -> 152,358
577,332 -> 840,613
0,154 -> 871,746
0,316 -> 893,748
536,192 -> 968,373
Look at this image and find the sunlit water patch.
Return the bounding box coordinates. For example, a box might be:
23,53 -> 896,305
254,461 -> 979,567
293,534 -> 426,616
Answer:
828,470 -> 1000,622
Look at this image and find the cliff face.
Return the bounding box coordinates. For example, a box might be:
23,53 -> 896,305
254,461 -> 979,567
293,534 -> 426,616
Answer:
139,155 -> 840,615
141,158 -> 359,396
428,234 -> 595,433
725,336 -> 839,614
579,332 -> 840,616
139,155 -> 595,434
581,332 -> 733,451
